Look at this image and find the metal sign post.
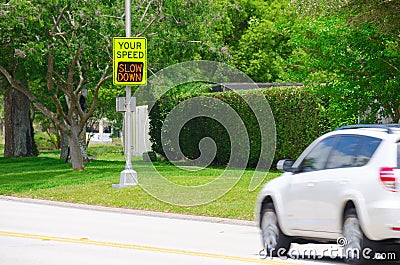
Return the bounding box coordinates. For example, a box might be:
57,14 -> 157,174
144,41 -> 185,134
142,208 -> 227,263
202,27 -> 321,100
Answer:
112,0 -> 138,188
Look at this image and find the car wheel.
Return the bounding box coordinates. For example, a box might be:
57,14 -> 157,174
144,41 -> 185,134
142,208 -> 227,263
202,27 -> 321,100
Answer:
261,202 -> 291,257
342,208 -> 376,264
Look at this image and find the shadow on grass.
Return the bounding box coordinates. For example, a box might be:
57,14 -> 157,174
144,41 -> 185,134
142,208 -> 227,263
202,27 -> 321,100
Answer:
0,152 -> 126,194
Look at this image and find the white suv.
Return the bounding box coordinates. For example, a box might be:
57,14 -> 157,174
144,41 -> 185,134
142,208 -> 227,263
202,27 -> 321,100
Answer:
255,124 -> 400,263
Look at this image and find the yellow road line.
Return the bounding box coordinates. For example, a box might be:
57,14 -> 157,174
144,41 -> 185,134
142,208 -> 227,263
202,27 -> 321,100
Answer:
0,230 -> 302,265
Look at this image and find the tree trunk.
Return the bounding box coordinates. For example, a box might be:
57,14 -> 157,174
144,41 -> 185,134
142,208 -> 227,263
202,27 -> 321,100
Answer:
60,132 -> 69,160
79,124 -> 90,163
67,125 -> 85,170
0,117 -> 4,143
4,88 -> 37,157
0,95 -> 3,143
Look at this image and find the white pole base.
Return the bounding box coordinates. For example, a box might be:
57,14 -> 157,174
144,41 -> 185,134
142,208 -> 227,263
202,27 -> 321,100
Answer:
112,169 -> 138,188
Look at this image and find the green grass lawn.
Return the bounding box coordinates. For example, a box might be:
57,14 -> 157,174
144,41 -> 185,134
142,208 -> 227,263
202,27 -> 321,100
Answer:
0,144 -> 280,220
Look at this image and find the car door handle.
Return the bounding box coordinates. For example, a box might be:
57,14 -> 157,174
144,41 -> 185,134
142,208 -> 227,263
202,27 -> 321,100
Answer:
307,181 -> 316,187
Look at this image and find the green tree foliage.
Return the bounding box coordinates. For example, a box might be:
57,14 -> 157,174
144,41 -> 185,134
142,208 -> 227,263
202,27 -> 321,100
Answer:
287,0 -> 400,126
0,0 -> 122,169
0,0 -> 225,169
212,0 -> 252,48
292,0 -> 400,37
229,0 -> 297,82
147,0 -> 227,68
79,0 -> 229,139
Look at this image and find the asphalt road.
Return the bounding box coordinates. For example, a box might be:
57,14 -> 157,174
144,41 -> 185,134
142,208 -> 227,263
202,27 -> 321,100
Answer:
0,197 -> 345,265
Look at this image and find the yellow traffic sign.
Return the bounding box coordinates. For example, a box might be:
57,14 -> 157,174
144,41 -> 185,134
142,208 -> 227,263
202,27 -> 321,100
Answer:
113,37 -> 147,85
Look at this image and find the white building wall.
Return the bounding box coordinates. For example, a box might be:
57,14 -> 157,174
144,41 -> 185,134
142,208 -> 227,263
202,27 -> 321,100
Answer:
132,105 -> 152,156
88,105 -> 151,156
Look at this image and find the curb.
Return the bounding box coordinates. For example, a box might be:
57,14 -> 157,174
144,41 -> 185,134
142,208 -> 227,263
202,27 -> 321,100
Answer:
0,195 -> 256,227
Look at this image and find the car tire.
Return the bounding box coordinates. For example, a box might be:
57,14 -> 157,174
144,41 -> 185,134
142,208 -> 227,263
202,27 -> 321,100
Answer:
342,208 -> 377,264
261,202 -> 291,258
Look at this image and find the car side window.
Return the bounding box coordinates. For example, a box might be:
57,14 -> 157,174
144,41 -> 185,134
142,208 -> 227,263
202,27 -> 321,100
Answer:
397,142 -> 400,169
325,135 -> 381,169
326,136 -> 361,169
354,136 -> 381,166
299,136 -> 336,172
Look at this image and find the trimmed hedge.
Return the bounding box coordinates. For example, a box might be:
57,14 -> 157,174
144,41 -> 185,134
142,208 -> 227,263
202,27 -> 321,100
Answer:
148,86 -> 328,168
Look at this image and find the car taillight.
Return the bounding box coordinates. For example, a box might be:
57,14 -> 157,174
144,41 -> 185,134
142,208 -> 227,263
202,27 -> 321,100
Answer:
380,167 -> 398,192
